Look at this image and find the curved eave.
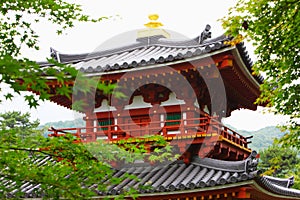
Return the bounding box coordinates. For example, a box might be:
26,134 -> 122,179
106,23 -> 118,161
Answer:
99,177 -> 300,200
41,34 -> 230,66
102,181 -> 254,199
42,45 -> 261,110
142,180 -> 300,200
231,47 -> 260,92
21,180 -> 300,200
41,44 -> 233,81
49,95 -> 74,111
82,46 -> 232,77
256,176 -> 300,198
223,45 -> 262,110
236,43 -> 264,84
127,180 -> 300,200
42,44 -> 260,86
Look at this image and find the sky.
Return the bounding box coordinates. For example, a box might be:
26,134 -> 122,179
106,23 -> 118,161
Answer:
0,0 -> 289,131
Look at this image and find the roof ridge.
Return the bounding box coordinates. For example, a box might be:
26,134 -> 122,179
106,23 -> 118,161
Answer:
47,34 -> 230,65
263,175 -> 295,188
191,150 -> 258,173
257,175 -> 300,198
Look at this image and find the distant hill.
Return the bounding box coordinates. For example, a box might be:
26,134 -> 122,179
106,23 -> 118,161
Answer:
40,118 -> 85,137
224,125 -> 286,152
40,119 -> 285,151
41,118 -> 85,129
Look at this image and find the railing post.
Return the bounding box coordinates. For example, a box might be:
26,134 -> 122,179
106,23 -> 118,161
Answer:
108,125 -> 112,140
180,118 -> 184,135
145,122 -> 148,137
224,127 -> 227,138
205,117 -> 210,134
54,130 -> 58,137
76,128 -> 81,138
162,127 -> 167,136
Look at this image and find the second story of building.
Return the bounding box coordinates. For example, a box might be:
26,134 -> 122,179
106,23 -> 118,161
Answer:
36,16 -> 263,161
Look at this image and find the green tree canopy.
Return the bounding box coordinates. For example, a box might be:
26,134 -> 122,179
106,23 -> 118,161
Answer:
0,112 -> 174,199
221,0 -> 299,148
0,2 -> 176,199
258,144 -> 300,189
0,0 -> 107,108
0,111 -> 115,199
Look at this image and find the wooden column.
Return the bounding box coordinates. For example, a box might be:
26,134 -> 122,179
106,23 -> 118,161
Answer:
85,111 -> 96,141
236,187 -> 251,199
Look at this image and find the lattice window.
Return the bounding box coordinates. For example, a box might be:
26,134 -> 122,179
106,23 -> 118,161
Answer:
98,119 -> 112,131
166,113 -> 181,126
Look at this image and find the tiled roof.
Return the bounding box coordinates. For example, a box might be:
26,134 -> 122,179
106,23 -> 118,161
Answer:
105,151 -> 260,196
49,34 -> 229,74
236,42 -> 264,83
256,175 -> 300,197
40,32 -> 263,83
0,156 -> 56,198
2,150 -> 300,199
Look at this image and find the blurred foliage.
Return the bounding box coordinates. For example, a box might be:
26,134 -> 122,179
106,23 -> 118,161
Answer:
258,143 -> 300,189
221,0 -> 299,149
0,0 -> 108,108
0,112 -> 174,199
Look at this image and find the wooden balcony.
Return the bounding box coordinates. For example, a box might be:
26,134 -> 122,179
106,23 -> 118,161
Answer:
48,116 -> 252,154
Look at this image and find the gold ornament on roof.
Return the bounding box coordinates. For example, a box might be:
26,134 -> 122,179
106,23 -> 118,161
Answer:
148,14 -> 159,21
144,14 -> 163,28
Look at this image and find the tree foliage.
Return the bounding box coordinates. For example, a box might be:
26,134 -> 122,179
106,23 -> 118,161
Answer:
0,1 -> 177,199
0,112 -> 174,199
221,0 -> 300,148
258,143 -> 300,189
0,111 -> 112,199
0,0 -> 107,108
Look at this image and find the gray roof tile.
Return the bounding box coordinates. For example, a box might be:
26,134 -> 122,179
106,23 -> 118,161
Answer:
39,32 -> 264,83
1,151 -> 300,198
40,34 -> 230,73
257,176 -> 300,198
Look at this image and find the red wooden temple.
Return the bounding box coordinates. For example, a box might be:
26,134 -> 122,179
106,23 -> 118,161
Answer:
15,16 -> 300,199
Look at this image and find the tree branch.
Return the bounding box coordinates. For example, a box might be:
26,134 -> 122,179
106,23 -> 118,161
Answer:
0,146 -> 57,158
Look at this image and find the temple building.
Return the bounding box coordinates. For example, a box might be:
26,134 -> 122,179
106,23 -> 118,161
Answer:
2,15 -> 300,199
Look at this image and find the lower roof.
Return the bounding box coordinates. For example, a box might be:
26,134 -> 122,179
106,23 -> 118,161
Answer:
1,151 -> 300,199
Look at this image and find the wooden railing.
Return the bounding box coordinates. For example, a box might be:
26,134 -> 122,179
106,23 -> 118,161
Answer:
48,116 -> 251,148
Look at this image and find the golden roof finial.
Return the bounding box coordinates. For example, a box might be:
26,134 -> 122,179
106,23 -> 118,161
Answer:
144,14 -> 163,28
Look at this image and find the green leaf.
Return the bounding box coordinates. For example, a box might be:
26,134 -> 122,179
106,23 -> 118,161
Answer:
4,93 -> 14,100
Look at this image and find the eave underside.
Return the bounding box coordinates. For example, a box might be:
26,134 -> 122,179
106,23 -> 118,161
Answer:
44,48 -> 261,115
